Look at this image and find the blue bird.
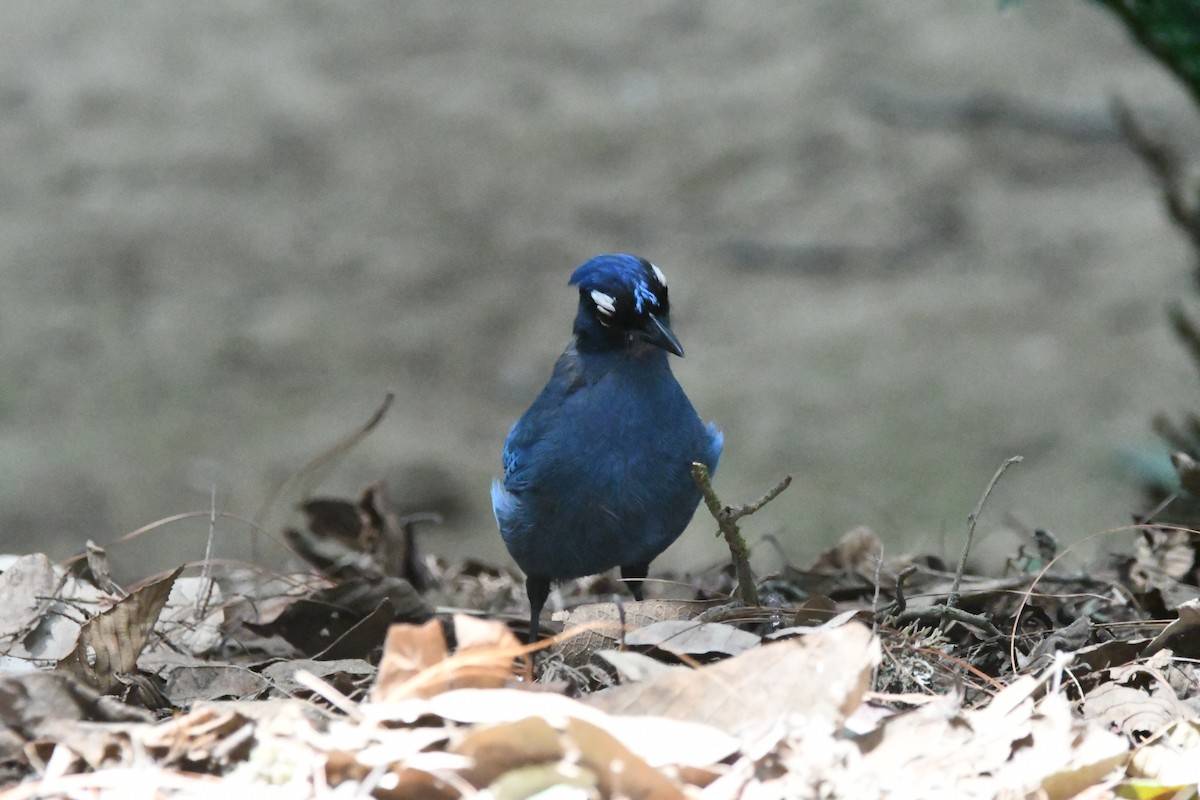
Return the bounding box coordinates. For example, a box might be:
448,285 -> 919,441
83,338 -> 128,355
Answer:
492,254 -> 723,641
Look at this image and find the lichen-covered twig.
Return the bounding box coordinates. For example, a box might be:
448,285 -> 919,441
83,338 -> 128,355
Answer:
691,463 -> 792,606
894,605 -> 1005,640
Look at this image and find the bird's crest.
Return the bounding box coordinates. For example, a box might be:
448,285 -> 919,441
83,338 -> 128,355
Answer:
569,254 -> 669,328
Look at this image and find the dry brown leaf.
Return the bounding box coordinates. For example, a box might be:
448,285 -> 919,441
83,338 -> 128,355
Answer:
587,621 -> 880,741
485,761 -> 601,800
787,594 -> 840,627
55,567 -> 182,694
1071,638 -> 1150,674
371,616 -> 523,702
372,618 -> 448,701
454,715 -> 687,799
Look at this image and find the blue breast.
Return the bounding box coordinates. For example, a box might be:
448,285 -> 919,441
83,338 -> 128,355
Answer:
492,345 -> 722,580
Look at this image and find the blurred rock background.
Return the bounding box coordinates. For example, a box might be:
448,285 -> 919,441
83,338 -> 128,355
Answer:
1,1 -> 1195,578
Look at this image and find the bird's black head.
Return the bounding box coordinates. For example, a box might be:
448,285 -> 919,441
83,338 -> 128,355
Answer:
568,253 -> 683,357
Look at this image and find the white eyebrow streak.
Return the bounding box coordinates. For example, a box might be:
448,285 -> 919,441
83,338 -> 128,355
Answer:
650,263 -> 667,286
590,290 -> 617,316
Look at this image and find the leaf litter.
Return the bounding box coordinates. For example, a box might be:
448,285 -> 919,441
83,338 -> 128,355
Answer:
7,461 -> 1200,797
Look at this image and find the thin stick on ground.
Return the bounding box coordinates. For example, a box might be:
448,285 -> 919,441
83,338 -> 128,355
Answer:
691,463 -> 792,607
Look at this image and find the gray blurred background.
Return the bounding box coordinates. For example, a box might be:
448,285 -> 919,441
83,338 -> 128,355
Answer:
1,1 -> 1196,578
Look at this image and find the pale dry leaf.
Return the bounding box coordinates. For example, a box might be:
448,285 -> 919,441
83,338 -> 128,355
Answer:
1128,717 -> 1200,784
18,612 -> 84,663
768,716 -> 886,800
596,650 -> 687,683
337,726 -> 457,769
0,554 -> 86,663
261,657 -> 375,697
587,621 -> 880,742
1129,526 -> 1194,592
858,691 -> 993,793
624,620 -> 760,657
164,664 -> 271,706
366,688 -> 737,769
155,576 -> 224,657
55,567 -> 182,694
858,683 -> 1127,799
586,713 -> 738,769
0,554 -> 58,640
1019,693 -> 1128,800
974,674 -> 1041,724
452,612 -> 521,653
553,598 -> 723,667
1081,681 -> 1184,739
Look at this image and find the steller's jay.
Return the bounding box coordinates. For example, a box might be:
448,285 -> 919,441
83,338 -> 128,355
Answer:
492,253 -> 723,641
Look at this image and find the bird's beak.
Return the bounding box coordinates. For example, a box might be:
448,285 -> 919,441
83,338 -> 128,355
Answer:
640,313 -> 685,357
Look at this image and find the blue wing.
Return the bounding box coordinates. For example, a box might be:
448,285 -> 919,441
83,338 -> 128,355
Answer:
704,421 -> 724,474
491,346 -> 586,531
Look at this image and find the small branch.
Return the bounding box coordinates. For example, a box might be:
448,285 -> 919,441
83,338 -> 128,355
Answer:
944,456 -> 1022,625
879,565 -> 918,617
1112,97 -> 1200,250
254,392 -> 396,532
691,464 -> 792,606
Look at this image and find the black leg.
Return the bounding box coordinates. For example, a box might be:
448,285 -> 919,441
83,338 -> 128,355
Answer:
526,576 -> 551,644
620,561 -> 650,602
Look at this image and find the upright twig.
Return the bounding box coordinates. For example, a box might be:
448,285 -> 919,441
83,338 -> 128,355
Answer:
943,455 -> 1022,626
691,463 -> 792,606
